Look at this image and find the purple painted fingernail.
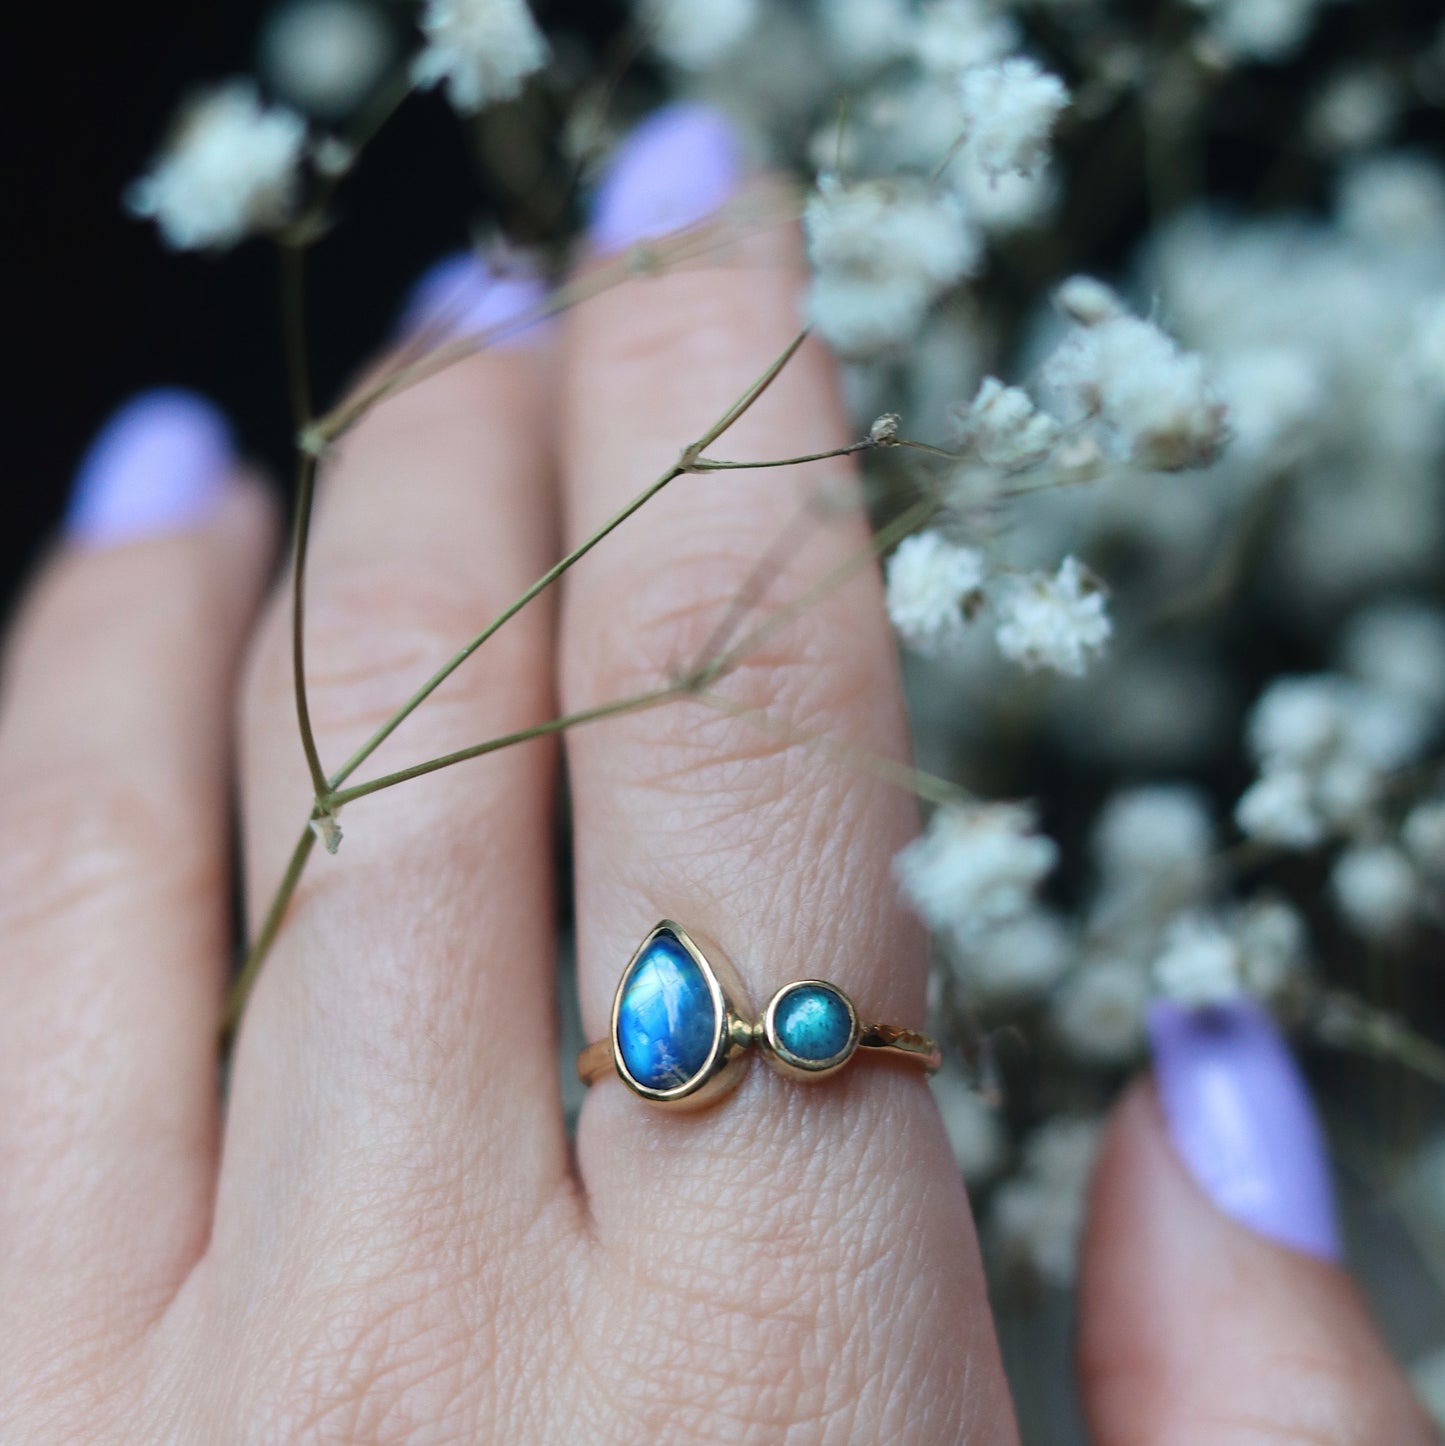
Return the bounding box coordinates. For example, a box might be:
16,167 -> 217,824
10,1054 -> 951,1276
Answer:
66,389 -> 233,547
397,251 -> 547,347
589,102 -> 741,253
1149,999 -> 1341,1261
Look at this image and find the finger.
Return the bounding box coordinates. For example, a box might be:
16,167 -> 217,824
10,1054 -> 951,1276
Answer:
224,256 -> 571,1268
558,107 -> 1016,1438
0,391 -> 274,1327
1079,1003 -> 1435,1446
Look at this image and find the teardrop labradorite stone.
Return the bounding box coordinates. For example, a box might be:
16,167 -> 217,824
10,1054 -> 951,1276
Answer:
774,984 -> 853,1062
615,933 -> 718,1090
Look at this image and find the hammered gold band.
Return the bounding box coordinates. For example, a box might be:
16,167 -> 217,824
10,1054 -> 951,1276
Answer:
576,921 -> 940,1110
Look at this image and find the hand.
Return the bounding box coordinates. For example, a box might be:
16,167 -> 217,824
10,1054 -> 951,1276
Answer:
0,109 -> 1432,1444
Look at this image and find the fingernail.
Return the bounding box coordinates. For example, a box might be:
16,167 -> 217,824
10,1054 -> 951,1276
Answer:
589,102 -> 741,254
66,389 -> 234,547
1149,999 -> 1341,1261
397,251 -> 547,347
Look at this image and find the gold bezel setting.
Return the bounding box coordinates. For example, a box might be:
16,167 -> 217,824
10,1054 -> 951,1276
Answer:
607,921 -> 754,1110
759,979 -> 860,1080
576,922 -> 941,1107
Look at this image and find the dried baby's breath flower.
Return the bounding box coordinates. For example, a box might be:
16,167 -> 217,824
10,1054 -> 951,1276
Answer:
1153,912 -> 1242,1007
412,0 -> 549,114
639,0 -> 759,70
956,57 -> 1070,182
885,531 -> 987,656
261,0 -> 394,119
896,802 -> 1058,946
127,82 -> 307,250
993,557 -> 1111,677
1042,296 -> 1228,470
1331,843 -> 1419,939
952,377 -> 1060,469
804,175 -> 981,355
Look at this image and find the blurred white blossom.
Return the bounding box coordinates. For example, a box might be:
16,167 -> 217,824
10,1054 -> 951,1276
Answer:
127,82 -> 306,250
1051,957 -> 1150,1064
1042,293 -> 1228,470
1236,770 -> 1327,849
956,57 -> 1069,182
930,1069 -> 1007,1182
412,0 -> 548,113
1192,0 -> 1326,64
1331,843 -> 1419,939
953,377 -> 1060,469
1404,799 -> 1445,876
261,0 -> 393,119
953,909 -> 1073,1003
913,0 -> 1018,75
991,1117 -> 1101,1286
1153,912 -> 1242,1007
804,176 -> 981,355
1236,673 -> 1432,849
1092,784 -> 1213,910
896,803 -> 1058,947
640,0 -> 759,70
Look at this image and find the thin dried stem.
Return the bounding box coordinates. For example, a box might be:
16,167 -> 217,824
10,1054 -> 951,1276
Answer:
687,438 -> 874,472
327,688 -> 678,808
324,326 -> 811,794
279,241 -> 330,803
223,328 -> 817,1049
221,826 -> 317,1047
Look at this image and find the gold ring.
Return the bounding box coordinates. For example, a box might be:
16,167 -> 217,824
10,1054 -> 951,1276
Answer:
576,921 -> 940,1110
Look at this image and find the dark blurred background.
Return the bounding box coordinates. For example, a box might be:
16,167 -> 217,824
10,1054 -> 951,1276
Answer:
2,0 -> 630,618
8,0 -> 1442,627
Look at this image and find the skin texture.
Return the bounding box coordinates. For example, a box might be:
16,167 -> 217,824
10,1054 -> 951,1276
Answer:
0,212 -> 1430,1443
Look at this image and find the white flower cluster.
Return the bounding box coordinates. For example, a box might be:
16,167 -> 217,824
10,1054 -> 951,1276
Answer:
955,57 -> 1069,182
884,533 -> 986,657
886,537 -> 1112,679
1151,901 -> 1312,1007
1235,670 -> 1435,850
1148,166 -> 1445,600
1038,782 -> 1309,1049
260,0 -> 395,119
952,376 -> 1061,470
990,1117 -> 1101,1287
895,802 -> 1058,950
1330,843 -> 1419,940
929,1069 -> 1006,1182
639,0 -> 759,71
126,82 -> 307,250
799,7 -> 1068,355
412,0 -> 548,114
994,557 -> 1111,677
1042,280 -> 1228,471
912,0 -> 1019,76
804,176 -> 980,355
1190,0 -> 1329,65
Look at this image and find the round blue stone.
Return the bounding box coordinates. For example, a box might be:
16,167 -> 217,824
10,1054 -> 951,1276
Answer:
615,934 -> 718,1090
773,984 -> 853,1063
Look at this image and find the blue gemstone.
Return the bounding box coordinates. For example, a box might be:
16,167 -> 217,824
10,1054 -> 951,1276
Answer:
616,933 -> 718,1090
774,984 -> 853,1062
